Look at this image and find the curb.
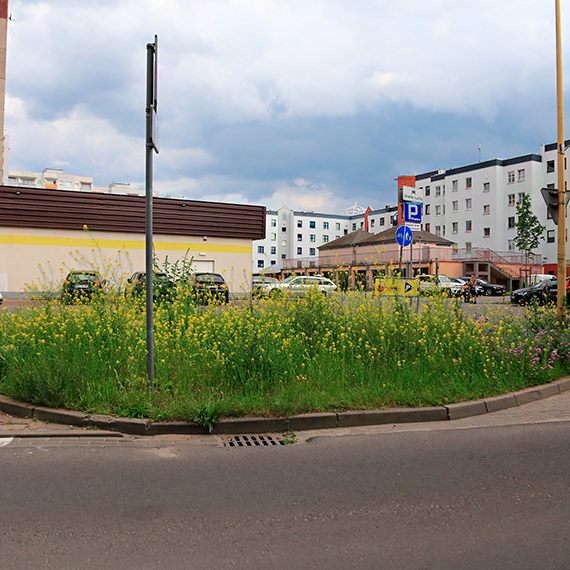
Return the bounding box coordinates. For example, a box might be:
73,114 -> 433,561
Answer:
1,376 -> 569,437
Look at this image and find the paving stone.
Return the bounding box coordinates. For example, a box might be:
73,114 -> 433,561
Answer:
446,400 -> 487,420
484,394 -> 517,413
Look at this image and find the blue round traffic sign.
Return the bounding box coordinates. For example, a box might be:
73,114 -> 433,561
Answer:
396,225 -> 413,247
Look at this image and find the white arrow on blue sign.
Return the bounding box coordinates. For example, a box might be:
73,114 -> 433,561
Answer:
396,225 -> 413,247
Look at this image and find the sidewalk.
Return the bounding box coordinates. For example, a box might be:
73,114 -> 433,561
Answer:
1,377 -> 570,439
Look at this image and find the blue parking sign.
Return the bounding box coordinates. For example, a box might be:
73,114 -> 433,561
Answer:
404,202 -> 422,224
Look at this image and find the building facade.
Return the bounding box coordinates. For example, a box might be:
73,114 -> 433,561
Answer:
415,141 -> 569,264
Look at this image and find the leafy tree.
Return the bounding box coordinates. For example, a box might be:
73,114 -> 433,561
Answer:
514,193 -> 545,284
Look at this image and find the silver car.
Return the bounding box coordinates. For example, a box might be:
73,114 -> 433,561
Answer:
251,276 -> 280,298
272,275 -> 337,297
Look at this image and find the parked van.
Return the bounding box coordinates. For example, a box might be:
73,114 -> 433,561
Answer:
527,274 -> 556,287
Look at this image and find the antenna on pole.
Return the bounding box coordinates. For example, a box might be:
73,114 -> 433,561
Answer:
478,144 -> 482,163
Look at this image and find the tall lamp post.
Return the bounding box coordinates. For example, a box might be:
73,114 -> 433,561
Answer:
555,0 -> 566,323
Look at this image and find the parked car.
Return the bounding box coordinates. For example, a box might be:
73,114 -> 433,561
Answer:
542,277 -> 570,305
186,272 -> 230,304
251,276 -> 280,298
61,270 -> 104,304
510,278 -> 557,305
270,275 -> 337,297
125,271 -> 176,301
461,277 -> 505,297
417,274 -> 461,297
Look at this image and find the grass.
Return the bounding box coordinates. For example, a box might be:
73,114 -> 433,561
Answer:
1,290 -> 569,425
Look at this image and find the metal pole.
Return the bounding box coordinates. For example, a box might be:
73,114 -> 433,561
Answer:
555,0 -> 566,322
145,38 -> 157,389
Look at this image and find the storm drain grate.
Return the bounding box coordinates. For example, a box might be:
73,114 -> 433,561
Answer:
224,435 -> 286,447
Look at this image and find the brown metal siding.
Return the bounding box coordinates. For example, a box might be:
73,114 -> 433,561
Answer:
0,186 -> 266,240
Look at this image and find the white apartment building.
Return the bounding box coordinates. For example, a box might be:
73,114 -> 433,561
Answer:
252,205 -> 398,272
416,141 -> 569,265
7,168 -> 144,196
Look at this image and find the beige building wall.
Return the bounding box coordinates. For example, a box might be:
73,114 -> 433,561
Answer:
0,226 -> 253,296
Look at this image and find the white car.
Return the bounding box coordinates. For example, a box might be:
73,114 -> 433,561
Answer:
271,275 -> 337,297
417,275 -> 460,297
251,276 -> 280,298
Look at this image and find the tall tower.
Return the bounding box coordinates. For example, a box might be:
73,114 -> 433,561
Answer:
0,0 -> 7,184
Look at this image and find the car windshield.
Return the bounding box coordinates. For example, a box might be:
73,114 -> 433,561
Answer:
68,273 -> 99,283
439,276 -> 451,283
194,274 -> 225,283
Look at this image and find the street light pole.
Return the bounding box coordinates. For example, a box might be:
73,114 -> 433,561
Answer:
555,0 -> 566,322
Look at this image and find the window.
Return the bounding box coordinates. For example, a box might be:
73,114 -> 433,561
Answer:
508,240 -> 515,251
297,220 -> 303,228
466,220 -> 472,232
452,180 -> 458,192
309,248 -> 316,256
323,222 -> 329,229
360,221 -> 364,228
425,223 -> 430,232
452,201 -> 458,212
21,178 -> 35,185
466,177 -> 472,189
282,226 -> 287,232
257,260 -> 264,268
309,234 -> 316,242
508,194 -> 515,206
547,160 -> 555,173
323,235 -> 329,243
335,222 -> 341,230
370,219 -> 375,227
484,227 -> 491,237
379,218 -> 385,226
297,247 -> 302,255
435,205 -> 441,216
271,219 -> 277,227
79,182 -> 91,191
466,242 -> 472,252
352,223 -> 356,231
435,186 -> 441,197
271,260 -> 276,266
508,171 -> 515,183
452,222 -> 458,234
435,225 -> 441,236
465,198 -> 472,210
270,246 -> 276,254
281,253 -> 286,259
258,246 -> 264,254
425,186 -> 430,196
517,192 -> 526,204
508,216 -> 515,229
281,240 -> 287,247
518,169 -> 525,182
309,221 -> 316,229
297,234 -> 302,242
547,230 -> 555,243
425,204 -> 431,215
483,205 -> 490,215
442,225 -> 446,236
271,233 -> 276,241
483,182 -> 490,193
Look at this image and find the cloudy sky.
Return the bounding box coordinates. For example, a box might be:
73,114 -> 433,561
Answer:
5,0 -> 569,213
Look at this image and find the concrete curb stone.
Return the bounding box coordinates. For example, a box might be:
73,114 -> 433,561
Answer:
145,421 -> 208,436
288,413 -> 338,431
446,400 -> 487,420
557,377 -> 570,392
337,407 -> 448,428
512,387 -> 542,406
484,394 -> 517,413
213,417 -> 288,435
536,381 -> 561,399
33,406 -> 87,427
0,395 -> 35,418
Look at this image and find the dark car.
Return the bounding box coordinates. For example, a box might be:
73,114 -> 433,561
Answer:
187,272 -> 229,304
61,270 -> 104,304
125,271 -> 176,301
510,279 -> 557,305
542,277 -> 570,305
461,277 -> 505,296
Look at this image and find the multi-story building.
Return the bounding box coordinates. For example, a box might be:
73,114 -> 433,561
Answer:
415,141 -> 569,265
252,204 -> 398,272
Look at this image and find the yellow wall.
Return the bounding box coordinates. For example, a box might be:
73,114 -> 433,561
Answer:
0,226 -> 253,295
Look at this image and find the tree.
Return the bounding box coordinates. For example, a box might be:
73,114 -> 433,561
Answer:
514,193 -> 545,285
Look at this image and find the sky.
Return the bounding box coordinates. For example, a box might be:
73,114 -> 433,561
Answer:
5,0 -> 570,214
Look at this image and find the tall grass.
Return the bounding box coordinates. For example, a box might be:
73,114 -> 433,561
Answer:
1,291 -> 569,423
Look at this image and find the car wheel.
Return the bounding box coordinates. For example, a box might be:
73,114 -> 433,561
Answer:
485,288 -> 492,296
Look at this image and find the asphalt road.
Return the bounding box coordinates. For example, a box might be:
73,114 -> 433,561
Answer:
1,420 -> 569,570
